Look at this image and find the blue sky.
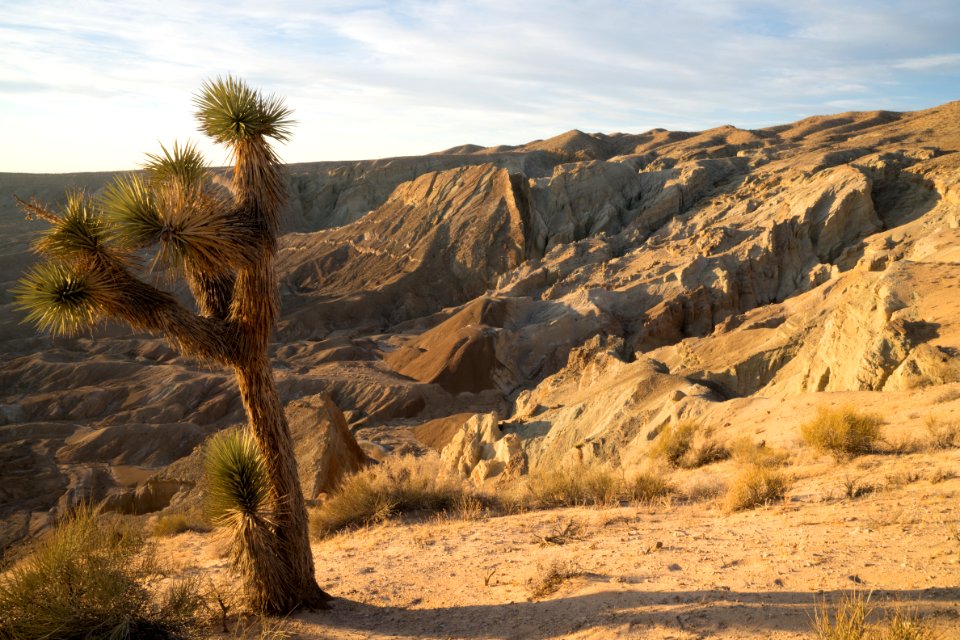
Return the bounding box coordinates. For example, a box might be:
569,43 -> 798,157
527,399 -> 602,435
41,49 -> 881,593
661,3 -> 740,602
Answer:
2,0 -> 958,172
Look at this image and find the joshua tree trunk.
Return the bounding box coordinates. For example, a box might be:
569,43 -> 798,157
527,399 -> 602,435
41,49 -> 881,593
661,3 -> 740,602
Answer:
235,356 -> 331,609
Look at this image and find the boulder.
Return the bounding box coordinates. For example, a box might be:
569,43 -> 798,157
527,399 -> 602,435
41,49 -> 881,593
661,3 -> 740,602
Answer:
286,393 -> 371,500
440,413 -> 527,482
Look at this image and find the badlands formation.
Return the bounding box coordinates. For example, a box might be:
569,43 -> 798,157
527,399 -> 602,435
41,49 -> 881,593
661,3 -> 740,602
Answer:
2,102 -> 960,637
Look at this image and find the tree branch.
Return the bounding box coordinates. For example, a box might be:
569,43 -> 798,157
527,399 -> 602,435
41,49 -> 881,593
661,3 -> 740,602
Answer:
14,195 -> 60,224
96,258 -> 241,365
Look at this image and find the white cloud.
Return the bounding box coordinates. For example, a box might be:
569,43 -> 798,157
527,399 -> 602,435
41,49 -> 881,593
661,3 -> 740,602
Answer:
894,53 -> 960,70
1,0 -> 958,172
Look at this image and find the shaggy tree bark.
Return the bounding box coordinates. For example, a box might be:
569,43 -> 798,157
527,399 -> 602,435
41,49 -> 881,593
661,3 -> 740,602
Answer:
234,358 -> 330,609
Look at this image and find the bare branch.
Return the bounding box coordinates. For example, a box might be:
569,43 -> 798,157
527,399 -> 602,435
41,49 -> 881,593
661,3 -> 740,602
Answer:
14,195 -> 60,224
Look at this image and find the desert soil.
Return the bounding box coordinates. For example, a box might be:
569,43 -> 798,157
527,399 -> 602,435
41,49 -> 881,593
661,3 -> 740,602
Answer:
158,447 -> 960,640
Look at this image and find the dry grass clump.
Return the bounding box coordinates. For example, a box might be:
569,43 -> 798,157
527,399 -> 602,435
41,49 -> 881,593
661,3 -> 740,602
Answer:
875,605 -> 937,640
810,592 -> 937,640
528,559 -> 581,599
811,591 -> 872,640
723,464 -> 789,513
841,475 -> 878,500
649,420 -> 729,468
153,510 -> 210,537
681,474 -> 728,502
924,415 -> 960,449
625,469 -> 676,502
802,407 -> 884,459
311,454 -> 471,537
524,463 -> 623,508
0,507 -> 205,640
730,437 -> 790,467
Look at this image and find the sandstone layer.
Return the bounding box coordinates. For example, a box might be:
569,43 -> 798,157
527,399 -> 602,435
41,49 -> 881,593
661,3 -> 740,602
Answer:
2,101 -> 959,551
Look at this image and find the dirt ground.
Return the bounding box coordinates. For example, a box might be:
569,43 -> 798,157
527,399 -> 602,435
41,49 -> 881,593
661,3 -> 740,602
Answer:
157,446 -> 960,640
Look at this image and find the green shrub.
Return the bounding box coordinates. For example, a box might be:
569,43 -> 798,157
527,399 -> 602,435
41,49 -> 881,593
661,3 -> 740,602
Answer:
0,507 -> 204,640
311,455 -> 468,537
649,420 -> 729,468
802,407 -> 883,459
723,464 -> 789,512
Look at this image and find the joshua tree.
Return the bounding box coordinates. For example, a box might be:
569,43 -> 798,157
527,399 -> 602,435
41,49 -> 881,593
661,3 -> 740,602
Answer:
14,76 -> 330,612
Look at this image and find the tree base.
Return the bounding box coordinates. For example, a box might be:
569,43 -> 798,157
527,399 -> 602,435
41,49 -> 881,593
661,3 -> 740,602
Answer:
265,581 -> 334,614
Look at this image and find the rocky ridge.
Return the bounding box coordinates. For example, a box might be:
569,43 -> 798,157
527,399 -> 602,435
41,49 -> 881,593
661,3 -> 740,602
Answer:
1,101 -> 959,551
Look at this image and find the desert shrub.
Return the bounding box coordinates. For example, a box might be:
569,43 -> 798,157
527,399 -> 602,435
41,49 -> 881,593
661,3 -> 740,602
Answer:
0,507 -> 205,640
924,415 -> 960,449
810,592 -> 936,640
625,470 -> 675,502
648,420 -> 697,465
153,510 -> 210,537
681,475 -> 728,502
887,435 -> 925,455
874,604 -> 936,640
311,454 -> 468,537
649,420 -> 729,468
528,559 -> 581,599
729,437 -> 790,467
811,591 -> 872,640
723,464 -> 789,513
841,475 -> 877,500
802,407 -> 884,459
524,463 -> 622,508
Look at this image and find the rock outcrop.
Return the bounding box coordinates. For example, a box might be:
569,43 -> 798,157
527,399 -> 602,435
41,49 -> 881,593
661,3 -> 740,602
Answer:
3,100 -> 960,550
287,393 -> 371,500
440,413 -> 527,483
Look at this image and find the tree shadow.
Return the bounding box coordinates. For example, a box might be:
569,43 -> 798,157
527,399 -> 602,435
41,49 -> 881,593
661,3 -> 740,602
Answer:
297,586 -> 960,639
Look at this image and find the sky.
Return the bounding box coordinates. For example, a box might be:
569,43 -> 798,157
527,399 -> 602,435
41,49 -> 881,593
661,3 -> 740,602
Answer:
2,0 -> 959,173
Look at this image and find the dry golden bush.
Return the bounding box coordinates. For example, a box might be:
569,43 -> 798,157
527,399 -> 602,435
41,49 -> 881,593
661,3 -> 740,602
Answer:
649,420 -> 730,468
802,407 -> 884,459
723,464 -> 789,513
311,454 -> 470,537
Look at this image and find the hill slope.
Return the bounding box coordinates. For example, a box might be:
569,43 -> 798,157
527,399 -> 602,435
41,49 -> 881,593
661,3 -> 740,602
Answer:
1,101 -> 960,554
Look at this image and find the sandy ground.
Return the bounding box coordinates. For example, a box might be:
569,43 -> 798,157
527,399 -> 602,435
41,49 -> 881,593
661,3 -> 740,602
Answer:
157,447 -> 960,640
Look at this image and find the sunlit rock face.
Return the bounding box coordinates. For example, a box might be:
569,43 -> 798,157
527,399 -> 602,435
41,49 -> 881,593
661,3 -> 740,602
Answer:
2,101 -> 959,549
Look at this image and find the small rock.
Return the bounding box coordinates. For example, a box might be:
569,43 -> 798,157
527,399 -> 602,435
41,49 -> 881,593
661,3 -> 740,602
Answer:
668,563 -> 682,571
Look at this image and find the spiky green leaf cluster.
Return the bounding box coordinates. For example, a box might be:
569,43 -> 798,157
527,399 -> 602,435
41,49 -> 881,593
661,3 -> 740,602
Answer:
13,262 -> 116,336
102,168 -> 256,276
143,140 -> 208,191
205,429 -> 290,612
35,192 -> 108,260
193,75 -> 294,144
101,174 -> 164,249
206,429 -> 272,523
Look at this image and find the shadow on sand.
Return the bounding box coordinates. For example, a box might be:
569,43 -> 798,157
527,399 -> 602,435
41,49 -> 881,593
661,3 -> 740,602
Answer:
298,586 -> 960,638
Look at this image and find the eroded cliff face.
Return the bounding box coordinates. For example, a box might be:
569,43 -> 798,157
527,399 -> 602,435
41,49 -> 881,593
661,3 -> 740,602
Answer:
2,101 -> 959,548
